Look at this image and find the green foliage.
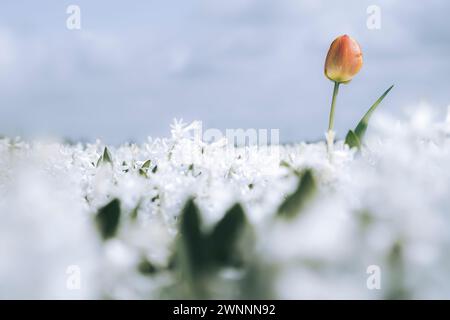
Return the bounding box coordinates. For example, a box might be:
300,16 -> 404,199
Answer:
356,209 -> 374,230
239,259 -> 277,299
95,198 -> 121,240
385,240 -> 409,299
137,257 -> 158,275
177,200 -> 250,271
208,204 -> 247,266
174,198 -> 253,298
96,147 -> 113,167
344,129 -> 361,149
141,159 -> 151,169
278,169 -> 316,219
129,200 -> 141,221
345,85 -> 394,149
178,198 -> 206,277
139,160 -> 151,177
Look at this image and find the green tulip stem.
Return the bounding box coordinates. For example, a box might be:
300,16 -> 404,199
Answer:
327,81 -> 340,132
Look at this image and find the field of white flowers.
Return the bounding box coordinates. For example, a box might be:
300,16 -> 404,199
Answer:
1,106 -> 450,299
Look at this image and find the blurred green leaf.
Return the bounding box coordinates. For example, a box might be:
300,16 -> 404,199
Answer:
177,198 -> 206,276
278,169 -> 316,219
240,259 -> 276,299
174,198 -> 255,298
130,200 -> 141,221
177,200 -> 251,270
344,129 -> 361,149
137,257 -> 157,275
357,209 -> 374,230
209,204 -> 247,266
175,198 -> 209,298
95,198 -> 121,240
386,239 -> 409,299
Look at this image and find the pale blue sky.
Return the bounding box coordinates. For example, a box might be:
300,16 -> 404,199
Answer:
0,0 -> 449,143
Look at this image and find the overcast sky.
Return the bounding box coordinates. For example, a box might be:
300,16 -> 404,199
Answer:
0,0 -> 449,143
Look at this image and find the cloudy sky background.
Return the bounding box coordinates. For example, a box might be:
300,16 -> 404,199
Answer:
0,0 -> 448,143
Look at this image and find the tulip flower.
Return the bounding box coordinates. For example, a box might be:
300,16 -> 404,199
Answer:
324,35 -> 363,140
325,35 -> 363,84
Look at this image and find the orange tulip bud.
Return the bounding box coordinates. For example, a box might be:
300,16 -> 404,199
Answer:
324,35 -> 363,83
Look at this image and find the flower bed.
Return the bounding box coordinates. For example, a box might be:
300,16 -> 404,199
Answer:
1,109 -> 450,299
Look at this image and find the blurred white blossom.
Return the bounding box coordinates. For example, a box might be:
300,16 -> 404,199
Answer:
1,108 -> 450,299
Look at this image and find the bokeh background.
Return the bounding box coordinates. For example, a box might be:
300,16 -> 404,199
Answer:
0,0 -> 448,144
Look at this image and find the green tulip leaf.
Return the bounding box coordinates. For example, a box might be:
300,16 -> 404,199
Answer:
96,147 -> 113,167
177,198 -> 206,276
208,203 -> 247,266
344,129 -> 361,149
139,160 -> 151,177
95,198 -> 121,240
278,169 -> 316,219
137,257 -> 158,275
173,199 -> 254,298
351,85 -> 394,145
141,159 -> 151,169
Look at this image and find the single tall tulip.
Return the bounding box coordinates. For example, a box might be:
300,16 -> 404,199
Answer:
325,35 -> 363,137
